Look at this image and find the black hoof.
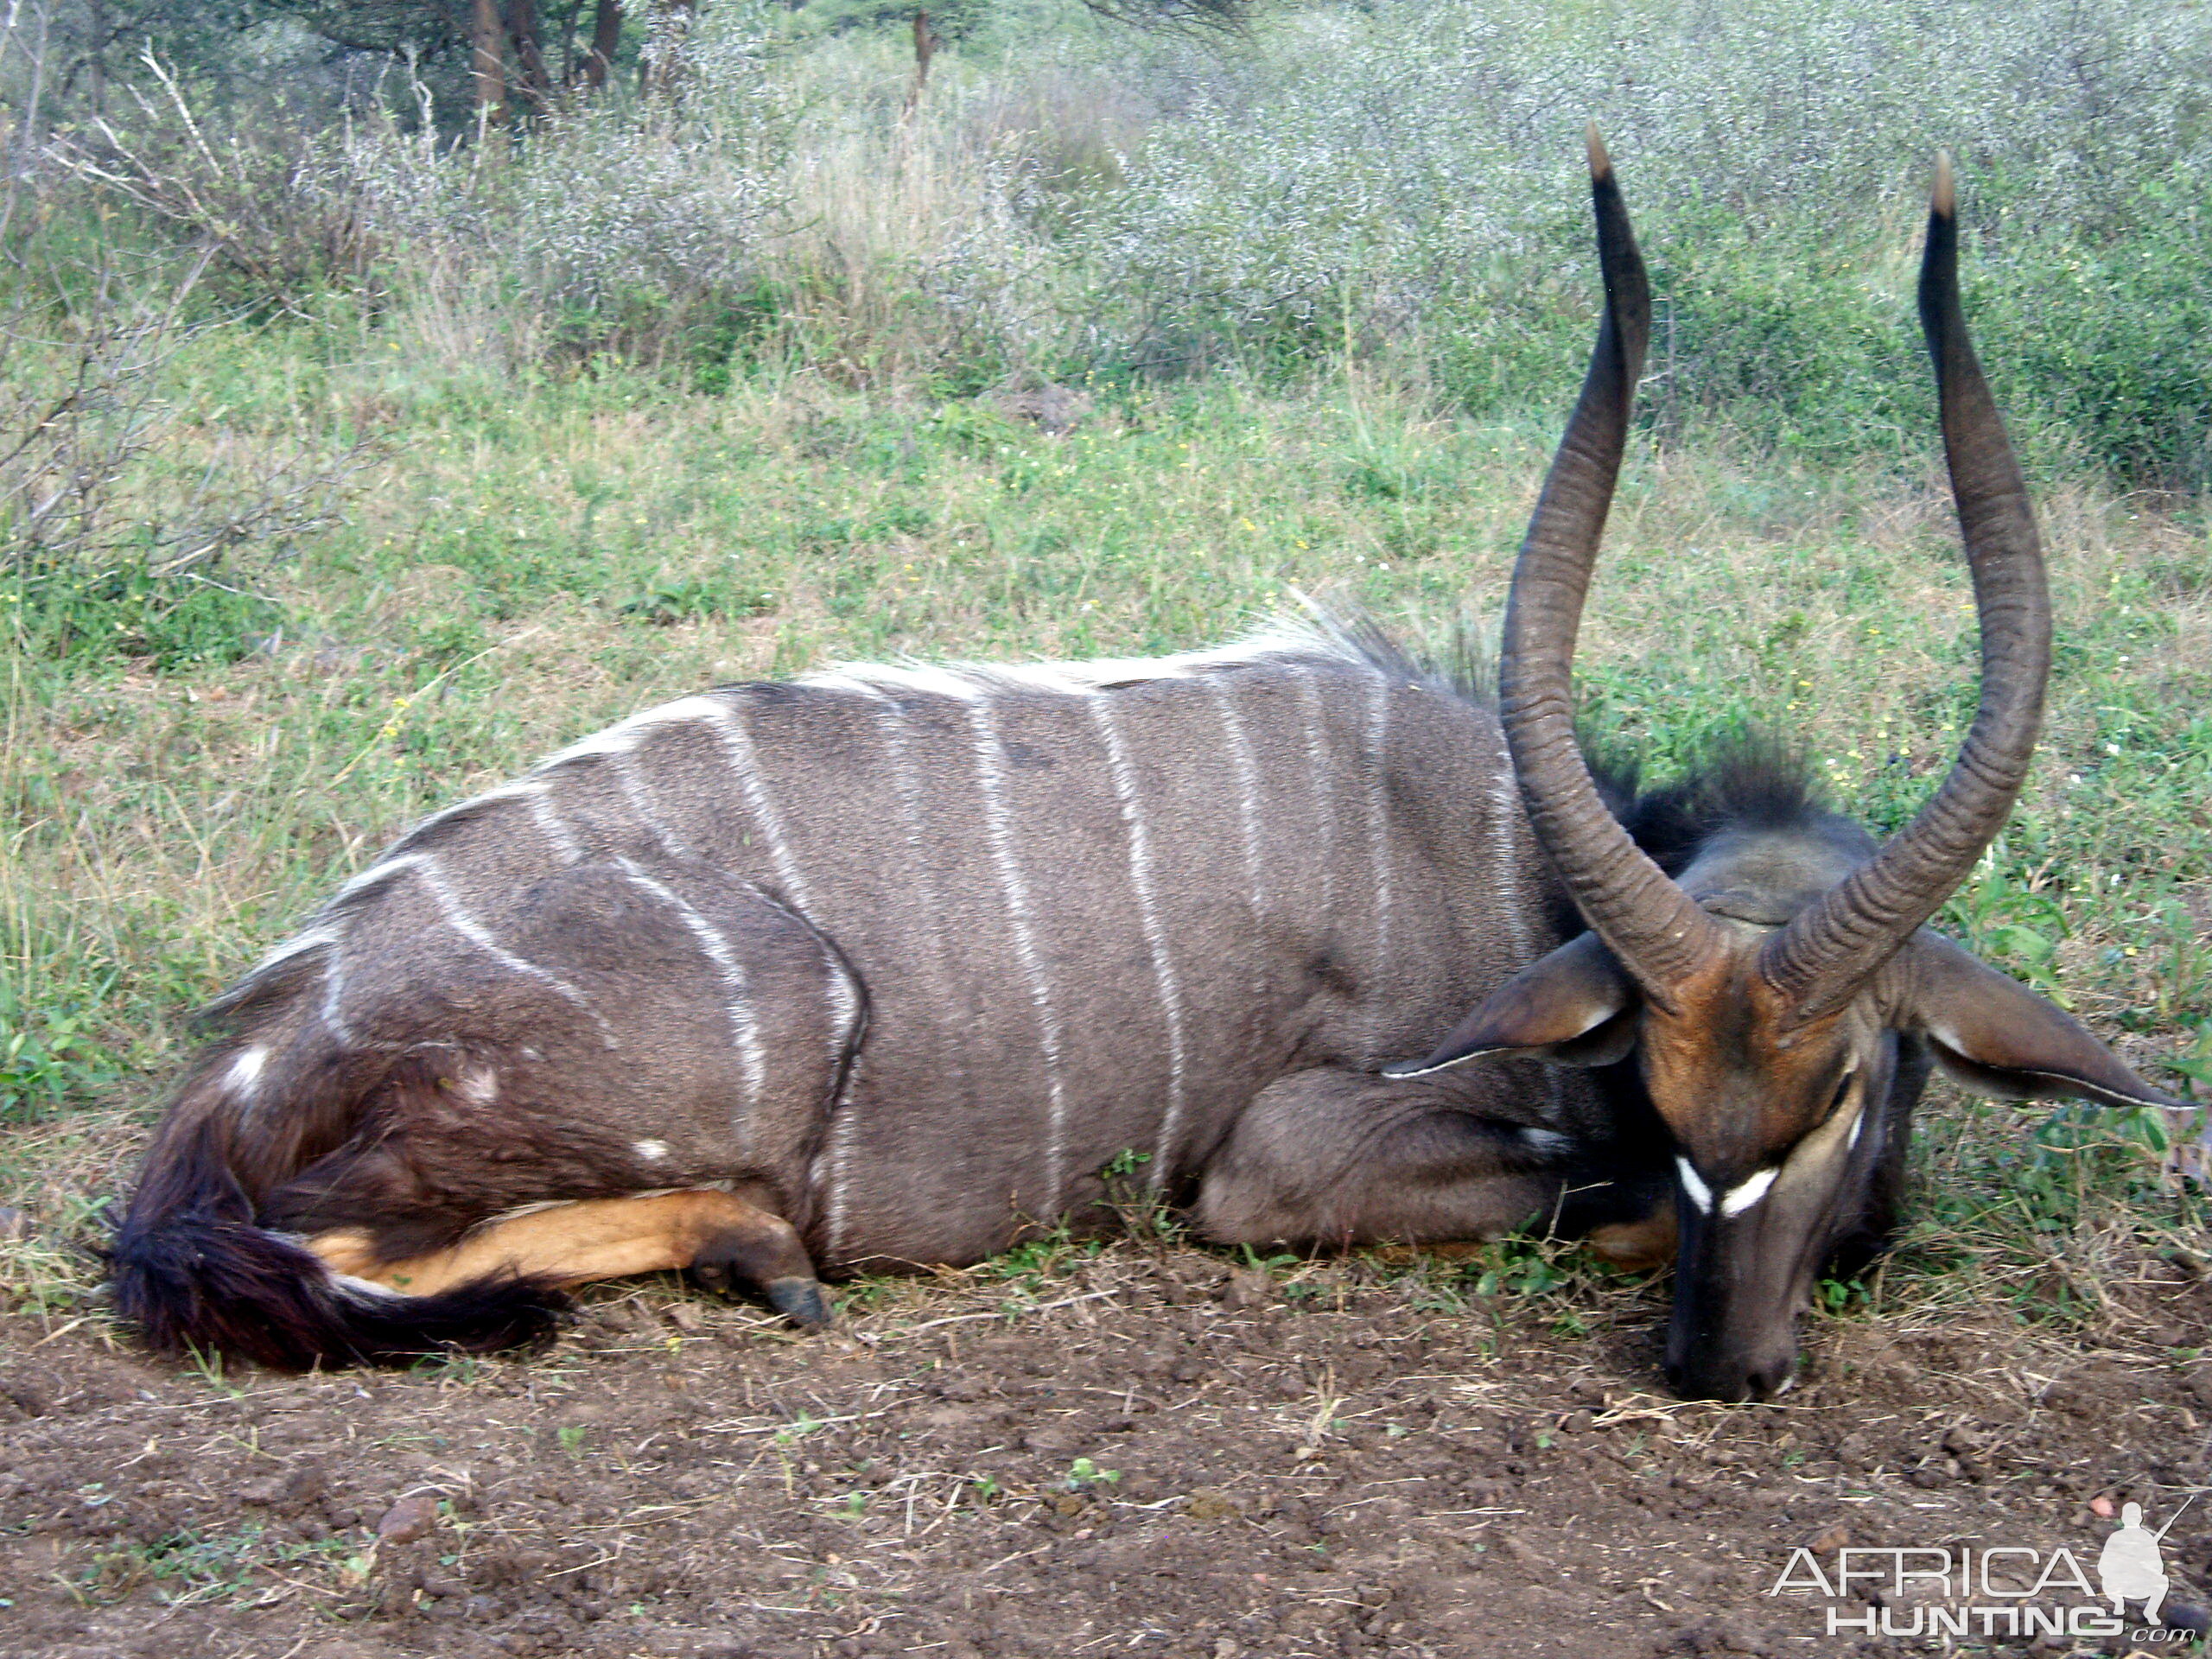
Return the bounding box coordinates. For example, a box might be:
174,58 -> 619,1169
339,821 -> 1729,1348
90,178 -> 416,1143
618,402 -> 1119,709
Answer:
765,1275 -> 832,1329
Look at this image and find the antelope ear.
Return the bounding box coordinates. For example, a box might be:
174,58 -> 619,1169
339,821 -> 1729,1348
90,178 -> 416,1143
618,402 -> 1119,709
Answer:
1384,933 -> 1637,1077
1902,934 -> 2186,1109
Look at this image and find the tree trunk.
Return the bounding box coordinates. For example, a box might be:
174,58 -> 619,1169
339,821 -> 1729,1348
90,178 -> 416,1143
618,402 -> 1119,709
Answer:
640,0 -> 696,100
903,11 -> 935,118
506,0 -> 556,113
581,0 -> 623,90
472,0 -> 507,120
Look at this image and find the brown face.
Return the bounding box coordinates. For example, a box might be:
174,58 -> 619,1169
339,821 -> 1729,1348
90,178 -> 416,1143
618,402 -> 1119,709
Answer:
1639,966 -> 1896,1402
1395,918 -> 2180,1402
1410,141 -> 2183,1403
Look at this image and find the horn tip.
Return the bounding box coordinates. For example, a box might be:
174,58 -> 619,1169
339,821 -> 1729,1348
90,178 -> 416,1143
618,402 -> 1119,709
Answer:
1586,123 -> 1612,181
1930,149 -> 1955,219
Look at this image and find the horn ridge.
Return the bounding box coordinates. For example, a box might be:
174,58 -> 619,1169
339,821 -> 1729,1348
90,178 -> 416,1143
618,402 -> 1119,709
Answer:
1759,156 -> 2052,1020
1498,135 -> 1725,1005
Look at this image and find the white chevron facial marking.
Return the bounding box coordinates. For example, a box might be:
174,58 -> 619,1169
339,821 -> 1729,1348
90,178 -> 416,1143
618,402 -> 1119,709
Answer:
633,1139 -> 669,1162
1719,1166 -> 1777,1217
455,1064 -> 499,1104
1676,1155 -> 1713,1213
1092,692 -> 1190,1187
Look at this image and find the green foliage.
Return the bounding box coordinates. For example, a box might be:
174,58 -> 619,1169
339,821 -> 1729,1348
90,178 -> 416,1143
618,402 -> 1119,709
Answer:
0,982 -> 123,1123
29,0 -> 2205,483
619,577 -> 778,626
6,561 -> 280,671
1981,178 -> 2212,487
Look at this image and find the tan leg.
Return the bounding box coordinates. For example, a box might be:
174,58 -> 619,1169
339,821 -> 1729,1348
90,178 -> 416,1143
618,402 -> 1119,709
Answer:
308,1189 -> 831,1326
1586,1202 -> 1678,1270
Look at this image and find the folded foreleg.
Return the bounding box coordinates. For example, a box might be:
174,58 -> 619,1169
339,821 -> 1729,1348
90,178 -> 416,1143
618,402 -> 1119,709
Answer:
1193,1065 -> 1665,1254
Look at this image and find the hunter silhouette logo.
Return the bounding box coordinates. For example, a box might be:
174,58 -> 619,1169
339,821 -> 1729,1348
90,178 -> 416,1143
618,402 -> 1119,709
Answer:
2099,1496 -> 2192,1624
1767,1493 -> 2206,1641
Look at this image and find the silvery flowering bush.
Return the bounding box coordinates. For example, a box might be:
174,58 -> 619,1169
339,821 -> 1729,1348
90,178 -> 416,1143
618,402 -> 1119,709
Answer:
1054,0 -> 2211,474
54,0 -> 2206,477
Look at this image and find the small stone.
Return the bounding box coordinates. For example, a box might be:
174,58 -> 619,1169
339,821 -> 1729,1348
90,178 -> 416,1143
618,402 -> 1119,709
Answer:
1220,1269 -> 1273,1310
2090,1493 -> 2116,1517
1185,1488 -> 1241,1521
0,1206 -> 32,1241
1806,1523 -> 1850,1554
375,1492 -> 441,1545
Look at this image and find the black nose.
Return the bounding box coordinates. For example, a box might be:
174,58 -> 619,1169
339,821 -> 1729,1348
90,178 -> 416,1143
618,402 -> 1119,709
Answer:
1664,1358 -> 1751,1403
1664,1351 -> 1794,1404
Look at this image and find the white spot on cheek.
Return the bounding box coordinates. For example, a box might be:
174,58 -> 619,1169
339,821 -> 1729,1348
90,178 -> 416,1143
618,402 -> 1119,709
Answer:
1719,1166 -> 1777,1218
455,1065 -> 499,1104
1675,1156 -> 1713,1213
633,1140 -> 670,1162
226,1045 -> 269,1093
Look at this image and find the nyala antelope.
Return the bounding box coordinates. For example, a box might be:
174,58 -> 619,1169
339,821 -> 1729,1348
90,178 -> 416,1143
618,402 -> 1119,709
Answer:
114,138 -> 2181,1401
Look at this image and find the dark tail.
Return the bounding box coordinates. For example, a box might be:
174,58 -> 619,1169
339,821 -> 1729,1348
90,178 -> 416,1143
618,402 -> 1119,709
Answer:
111,1075 -> 566,1372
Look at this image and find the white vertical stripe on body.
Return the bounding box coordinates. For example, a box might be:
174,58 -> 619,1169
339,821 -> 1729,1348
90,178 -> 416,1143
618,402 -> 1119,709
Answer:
524,785 -> 585,862
963,688 -> 1073,1213
697,695 -> 865,1128
319,945 -> 355,1043
613,757 -> 693,859
613,857 -> 766,1129
851,683 -> 965,1084
1091,692 -> 1192,1188
1206,673 -> 1268,919
807,683 -> 972,1261
1291,666 -> 1336,918
1364,674 -> 1395,973
401,853 -> 620,1049
816,1050 -> 866,1263
698,696 -> 816,908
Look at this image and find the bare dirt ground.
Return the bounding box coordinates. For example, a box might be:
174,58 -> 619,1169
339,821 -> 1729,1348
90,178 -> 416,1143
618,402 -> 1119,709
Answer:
6,1238 -> 2212,1659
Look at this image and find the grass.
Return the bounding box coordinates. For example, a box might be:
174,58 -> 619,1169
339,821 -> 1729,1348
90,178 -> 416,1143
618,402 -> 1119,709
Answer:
1,309 -> 2209,1355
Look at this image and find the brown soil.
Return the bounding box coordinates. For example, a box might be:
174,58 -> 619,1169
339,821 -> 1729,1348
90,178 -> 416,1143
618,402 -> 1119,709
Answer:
6,1243 -> 2212,1659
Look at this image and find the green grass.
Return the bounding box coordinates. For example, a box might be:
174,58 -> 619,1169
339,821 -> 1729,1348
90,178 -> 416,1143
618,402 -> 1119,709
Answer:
1,315 -> 2208,1342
